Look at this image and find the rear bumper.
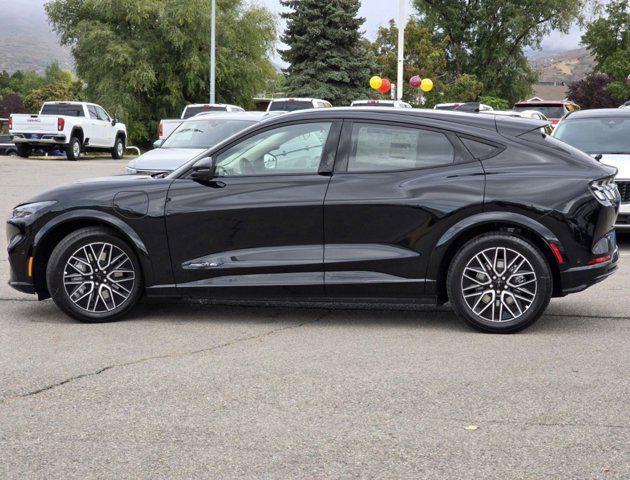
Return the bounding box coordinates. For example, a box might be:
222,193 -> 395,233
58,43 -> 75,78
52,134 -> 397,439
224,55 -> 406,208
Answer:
559,247 -> 619,295
11,133 -> 67,146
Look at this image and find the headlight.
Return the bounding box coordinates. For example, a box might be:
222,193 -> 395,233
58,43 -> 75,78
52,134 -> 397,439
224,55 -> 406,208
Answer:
125,166 -> 138,175
11,201 -> 57,220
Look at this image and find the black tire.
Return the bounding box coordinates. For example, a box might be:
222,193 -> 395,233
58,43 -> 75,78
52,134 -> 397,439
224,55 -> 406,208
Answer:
447,233 -> 552,333
111,135 -> 125,159
16,144 -> 31,158
65,136 -> 82,161
46,227 -> 143,323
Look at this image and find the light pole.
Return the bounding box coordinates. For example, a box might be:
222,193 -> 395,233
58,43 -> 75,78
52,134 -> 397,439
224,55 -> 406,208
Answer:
210,0 -> 216,103
396,0 -> 405,101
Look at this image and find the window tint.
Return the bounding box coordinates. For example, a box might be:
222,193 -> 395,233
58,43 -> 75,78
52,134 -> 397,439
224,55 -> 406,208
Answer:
182,106 -> 227,118
268,100 -> 314,112
347,123 -> 454,172
40,104 -> 84,117
460,137 -> 501,159
87,105 -> 99,119
215,122 -> 332,176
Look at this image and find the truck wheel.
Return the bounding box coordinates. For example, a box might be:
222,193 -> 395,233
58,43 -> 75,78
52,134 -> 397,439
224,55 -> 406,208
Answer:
16,144 -> 31,158
66,136 -> 82,161
111,136 -> 125,159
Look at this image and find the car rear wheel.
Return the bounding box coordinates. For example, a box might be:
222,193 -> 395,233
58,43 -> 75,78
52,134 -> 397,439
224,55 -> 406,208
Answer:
111,136 -> 125,159
447,233 -> 552,333
46,227 -> 142,322
65,136 -> 82,161
16,144 -> 31,158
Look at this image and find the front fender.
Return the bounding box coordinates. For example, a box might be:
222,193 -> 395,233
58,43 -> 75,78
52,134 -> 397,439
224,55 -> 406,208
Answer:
32,209 -> 155,284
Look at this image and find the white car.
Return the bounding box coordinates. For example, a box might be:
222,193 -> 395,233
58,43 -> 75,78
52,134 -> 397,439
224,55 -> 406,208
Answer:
480,109 -> 553,133
434,102 -> 494,112
9,101 -> 127,160
350,99 -> 412,108
158,103 -> 245,140
266,98 -> 332,112
553,108 -> 630,229
126,112 -> 273,176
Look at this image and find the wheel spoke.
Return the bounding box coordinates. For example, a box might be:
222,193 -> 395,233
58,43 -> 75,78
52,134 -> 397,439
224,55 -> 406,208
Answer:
461,246 -> 537,323
63,242 -> 135,314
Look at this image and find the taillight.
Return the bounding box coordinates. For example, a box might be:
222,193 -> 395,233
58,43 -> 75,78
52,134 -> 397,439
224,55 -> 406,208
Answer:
590,178 -> 618,204
8,116 -> 12,129
57,117 -> 65,131
158,122 -> 163,137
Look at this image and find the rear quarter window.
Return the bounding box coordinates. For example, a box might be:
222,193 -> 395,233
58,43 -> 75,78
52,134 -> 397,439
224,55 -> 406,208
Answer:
459,137 -> 503,160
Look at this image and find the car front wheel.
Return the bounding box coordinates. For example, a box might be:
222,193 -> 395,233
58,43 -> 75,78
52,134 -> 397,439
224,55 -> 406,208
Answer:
46,227 -> 142,322
447,233 -> 552,333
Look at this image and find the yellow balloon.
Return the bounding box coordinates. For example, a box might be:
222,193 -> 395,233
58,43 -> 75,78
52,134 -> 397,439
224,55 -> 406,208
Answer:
370,76 -> 383,90
420,78 -> 433,92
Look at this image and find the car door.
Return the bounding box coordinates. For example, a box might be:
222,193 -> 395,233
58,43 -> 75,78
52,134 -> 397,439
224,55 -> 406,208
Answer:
85,105 -> 102,146
323,120 -> 485,299
96,106 -> 115,147
165,120 -> 341,298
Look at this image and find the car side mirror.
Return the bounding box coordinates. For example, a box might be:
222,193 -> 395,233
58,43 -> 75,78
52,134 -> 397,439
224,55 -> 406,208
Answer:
153,139 -> 164,149
191,156 -> 216,182
113,113 -> 120,124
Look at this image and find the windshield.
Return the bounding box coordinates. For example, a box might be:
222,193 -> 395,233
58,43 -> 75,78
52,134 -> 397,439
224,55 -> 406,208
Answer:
554,117 -> 630,154
161,119 -> 256,149
268,101 -> 313,112
514,105 -> 564,118
182,106 -> 227,118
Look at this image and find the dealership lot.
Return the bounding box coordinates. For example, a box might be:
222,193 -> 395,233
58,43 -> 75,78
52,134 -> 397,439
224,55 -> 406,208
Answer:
0,156 -> 628,479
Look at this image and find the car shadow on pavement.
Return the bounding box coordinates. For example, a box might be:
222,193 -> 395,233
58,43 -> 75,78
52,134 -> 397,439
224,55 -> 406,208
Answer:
16,297 -> 576,334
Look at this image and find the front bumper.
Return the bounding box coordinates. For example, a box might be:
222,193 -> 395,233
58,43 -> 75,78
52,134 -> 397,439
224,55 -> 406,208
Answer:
7,220 -> 35,295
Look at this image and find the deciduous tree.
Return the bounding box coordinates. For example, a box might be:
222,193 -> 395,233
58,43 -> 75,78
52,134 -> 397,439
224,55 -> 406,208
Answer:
46,0 -> 277,145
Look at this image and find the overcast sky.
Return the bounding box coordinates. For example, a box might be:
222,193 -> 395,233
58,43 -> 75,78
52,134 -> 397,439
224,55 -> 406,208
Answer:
260,0 -> 584,56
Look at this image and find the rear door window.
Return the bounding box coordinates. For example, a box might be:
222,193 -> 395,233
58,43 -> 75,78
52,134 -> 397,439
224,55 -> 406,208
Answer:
347,123 -> 455,172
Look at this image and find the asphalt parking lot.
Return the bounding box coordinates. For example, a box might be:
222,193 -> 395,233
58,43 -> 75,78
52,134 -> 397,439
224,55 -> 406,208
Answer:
0,155 -> 628,479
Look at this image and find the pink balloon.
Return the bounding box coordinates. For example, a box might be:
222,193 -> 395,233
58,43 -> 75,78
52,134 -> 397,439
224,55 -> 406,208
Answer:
409,76 -> 421,88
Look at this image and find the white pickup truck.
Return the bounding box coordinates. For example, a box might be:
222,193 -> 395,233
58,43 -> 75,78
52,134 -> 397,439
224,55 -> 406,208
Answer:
157,103 -> 244,140
9,101 -> 127,160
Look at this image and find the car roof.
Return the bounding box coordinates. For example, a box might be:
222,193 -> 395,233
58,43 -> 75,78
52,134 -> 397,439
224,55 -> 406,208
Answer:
255,107 -> 547,136
183,111 -> 275,122
563,108 -> 630,120
514,100 -> 573,106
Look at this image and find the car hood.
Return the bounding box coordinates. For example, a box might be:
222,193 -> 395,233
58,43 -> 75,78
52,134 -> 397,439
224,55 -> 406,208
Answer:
126,147 -> 206,172
597,154 -> 630,180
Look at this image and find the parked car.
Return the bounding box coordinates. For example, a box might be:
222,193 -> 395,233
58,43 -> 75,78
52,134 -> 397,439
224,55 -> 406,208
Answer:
351,99 -> 412,108
126,112 -> 274,176
8,108 -> 619,332
553,108 -> 630,229
480,110 -> 553,134
619,100 -> 630,109
0,134 -> 18,156
158,103 -> 245,140
266,98 -> 332,112
9,101 -> 127,160
434,102 -> 493,112
513,100 -> 579,125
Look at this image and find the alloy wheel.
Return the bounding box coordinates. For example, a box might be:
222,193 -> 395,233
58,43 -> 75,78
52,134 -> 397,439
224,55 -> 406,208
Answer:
460,247 -> 537,322
63,242 -> 136,313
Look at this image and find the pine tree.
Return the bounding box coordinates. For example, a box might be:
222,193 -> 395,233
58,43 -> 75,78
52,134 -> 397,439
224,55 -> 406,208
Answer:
280,0 -> 372,106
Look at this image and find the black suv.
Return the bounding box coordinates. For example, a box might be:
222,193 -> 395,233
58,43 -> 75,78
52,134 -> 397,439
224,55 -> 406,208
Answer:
7,108 -> 619,332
